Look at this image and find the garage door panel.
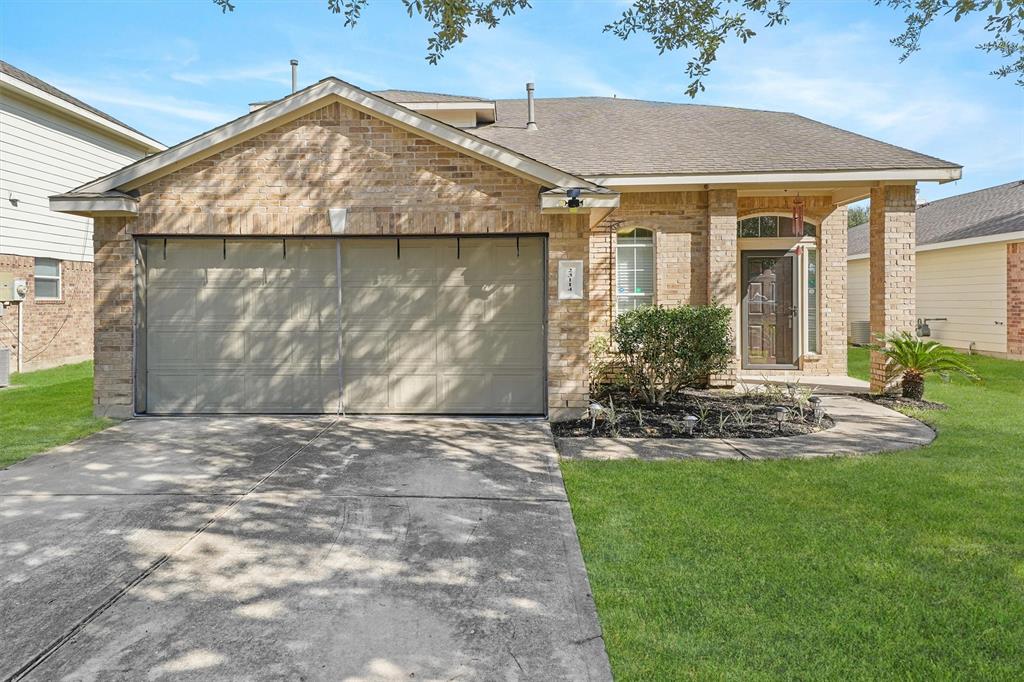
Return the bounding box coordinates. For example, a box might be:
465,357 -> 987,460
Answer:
436,286 -> 488,324
391,374 -> 438,410
196,331 -> 245,364
148,332 -> 196,367
144,236 -> 543,415
493,374 -> 544,411
440,373 -> 490,411
149,288 -> 197,325
489,283 -> 543,323
343,331 -> 388,364
389,330 -> 437,367
148,374 -> 198,413
196,287 -> 247,323
344,373 -> 390,408
196,374 -> 247,412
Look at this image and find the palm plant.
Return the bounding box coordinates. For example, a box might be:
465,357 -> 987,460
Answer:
871,332 -> 979,400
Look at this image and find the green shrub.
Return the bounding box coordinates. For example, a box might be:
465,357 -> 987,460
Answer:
611,304 -> 734,404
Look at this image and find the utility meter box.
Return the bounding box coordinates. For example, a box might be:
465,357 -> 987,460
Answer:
0,273 -> 28,302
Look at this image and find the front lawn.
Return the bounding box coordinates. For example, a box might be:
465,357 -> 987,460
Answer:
0,361 -> 112,468
563,348 -> 1024,679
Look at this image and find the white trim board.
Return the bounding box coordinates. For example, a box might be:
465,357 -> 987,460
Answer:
848,230 -> 1024,260
588,167 -> 962,190
0,73 -> 165,153
62,78 -> 599,199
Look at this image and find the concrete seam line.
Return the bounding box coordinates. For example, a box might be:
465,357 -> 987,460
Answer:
4,419 -> 338,682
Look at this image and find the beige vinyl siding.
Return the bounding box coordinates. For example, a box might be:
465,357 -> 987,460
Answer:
848,258 -> 870,329
0,90 -> 148,262
848,242 -> 1008,354
916,243 -> 1007,354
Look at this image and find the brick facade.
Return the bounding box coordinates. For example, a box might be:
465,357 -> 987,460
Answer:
88,99 -> 875,418
0,253 -> 93,372
1008,242 -> 1024,358
869,185 -> 917,392
92,101 -> 589,419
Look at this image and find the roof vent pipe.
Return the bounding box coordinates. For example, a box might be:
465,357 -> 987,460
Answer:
290,59 -> 299,93
526,82 -> 537,130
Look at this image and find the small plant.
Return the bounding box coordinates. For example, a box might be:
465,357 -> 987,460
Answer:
871,332 -> 980,400
731,407 -> 753,431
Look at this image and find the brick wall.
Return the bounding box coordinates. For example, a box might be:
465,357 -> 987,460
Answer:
588,191 -> 708,340
707,189 -> 739,383
92,101 -> 590,418
0,253 -> 93,372
869,185 -> 917,392
1008,242 -> 1024,358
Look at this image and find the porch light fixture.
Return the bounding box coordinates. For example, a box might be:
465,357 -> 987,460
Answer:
809,396 -> 824,423
773,406 -> 787,432
682,414 -> 698,435
564,188 -> 583,213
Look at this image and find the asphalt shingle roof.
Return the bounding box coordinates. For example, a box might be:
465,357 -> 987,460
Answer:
460,96 -> 959,177
848,180 -> 1024,256
1,60 -> 161,145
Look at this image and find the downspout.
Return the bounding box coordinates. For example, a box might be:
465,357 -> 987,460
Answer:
17,301 -> 23,373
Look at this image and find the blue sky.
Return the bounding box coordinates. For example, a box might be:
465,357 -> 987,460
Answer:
2,0 -> 1021,201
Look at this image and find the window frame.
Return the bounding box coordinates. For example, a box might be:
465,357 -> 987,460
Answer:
615,227 -> 656,315
34,257 -> 62,301
737,213 -> 818,238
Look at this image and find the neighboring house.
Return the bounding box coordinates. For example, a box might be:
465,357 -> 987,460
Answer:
50,78 -> 961,418
0,61 -> 164,372
848,181 -> 1023,359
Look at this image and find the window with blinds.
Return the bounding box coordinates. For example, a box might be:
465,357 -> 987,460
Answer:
616,228 -> 654,314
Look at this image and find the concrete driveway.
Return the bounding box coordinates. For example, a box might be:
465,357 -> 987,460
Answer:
0,418 -> 611,681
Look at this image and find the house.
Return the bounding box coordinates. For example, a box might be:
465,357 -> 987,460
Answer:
0,61 -> 164,372
848,181 -> 1023,358
50,77 -> 962,418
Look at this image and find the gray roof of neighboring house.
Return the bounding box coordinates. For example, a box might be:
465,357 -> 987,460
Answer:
0,60 -> 161,146
848,180 -> 1024,256
459,96 -> 959,177
374,89 -> 492,103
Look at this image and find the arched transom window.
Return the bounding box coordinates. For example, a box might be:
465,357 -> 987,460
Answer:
616,227 -> 654,314
738,215 -> 816,238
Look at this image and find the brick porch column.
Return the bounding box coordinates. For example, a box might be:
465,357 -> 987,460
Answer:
93,216 -> 136,418
869,185 -> 916,393
818,204 -> 848,374
707,189 -> 738,383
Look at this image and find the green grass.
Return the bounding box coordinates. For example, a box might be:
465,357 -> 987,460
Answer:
0,361 -> 113,468
563,348 -> 1024,680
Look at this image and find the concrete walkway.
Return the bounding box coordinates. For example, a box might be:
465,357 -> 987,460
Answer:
0,418 -> 611,681
557,395 -> 935,461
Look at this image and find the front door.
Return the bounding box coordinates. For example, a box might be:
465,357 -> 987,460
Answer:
742,252 -> 797,368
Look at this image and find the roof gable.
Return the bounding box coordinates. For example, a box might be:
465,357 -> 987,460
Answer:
62,78 -> 597,200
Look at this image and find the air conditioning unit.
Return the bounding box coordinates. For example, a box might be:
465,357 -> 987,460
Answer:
0,347 -> 10,387
850,320 -> 871,346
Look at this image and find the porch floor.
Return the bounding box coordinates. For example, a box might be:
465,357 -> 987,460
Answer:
735,373 -> 870,395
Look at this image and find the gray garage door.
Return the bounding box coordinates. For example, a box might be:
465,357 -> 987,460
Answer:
141,237 -> 545,415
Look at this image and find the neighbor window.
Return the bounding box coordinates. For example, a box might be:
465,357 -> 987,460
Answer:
737,215 -> 816,238
616,228 -> 654,313
34,258 -> 61,300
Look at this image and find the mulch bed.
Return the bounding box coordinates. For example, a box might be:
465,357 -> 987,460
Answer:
856,394 -> 948,411
551,390 -> 834,439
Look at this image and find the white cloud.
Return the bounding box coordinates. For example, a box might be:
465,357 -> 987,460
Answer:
54,81 -> 232,125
